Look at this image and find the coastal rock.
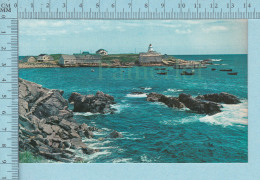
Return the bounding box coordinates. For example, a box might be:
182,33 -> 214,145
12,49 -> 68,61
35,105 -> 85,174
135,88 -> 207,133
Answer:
19,78 -> 96,162
147,92 -> 185,109
179,93 -> 222,115
68,91 -> 116,114
196,92 -> 241,104
107,130 -> 123,138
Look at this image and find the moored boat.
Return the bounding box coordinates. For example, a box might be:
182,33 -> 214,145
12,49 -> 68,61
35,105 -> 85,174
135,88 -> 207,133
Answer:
228,72 -> 238,75
157,72 -> 167,75
211,68 -> 216,71
220,69 -> 232,71
181,70 -> 195,75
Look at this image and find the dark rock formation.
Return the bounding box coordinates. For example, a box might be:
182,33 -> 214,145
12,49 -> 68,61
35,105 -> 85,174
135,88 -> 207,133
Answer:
107,130 -> 123,138
146,92 -> 235,115
196,92 -> 241,104
19,78 -> 98,162
69,91 -> 116,114
178,93 -> 222,115
147,92 -> 185,109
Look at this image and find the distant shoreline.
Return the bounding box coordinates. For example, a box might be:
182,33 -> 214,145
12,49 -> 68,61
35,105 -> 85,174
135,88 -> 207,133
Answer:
18,63 -> 165,69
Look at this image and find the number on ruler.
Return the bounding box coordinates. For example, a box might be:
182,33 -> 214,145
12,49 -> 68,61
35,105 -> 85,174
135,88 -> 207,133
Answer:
2,78 -> 6,82
144,3 -> 149,8
31,3 -> 34,8
210,3 -> 218,8
62,3 -> 66,8
2,127 -> 7,131
178,3 -> 185,8
2,160 -> 7,163
2,144 -> 6,148
161,3 -> 165,8
2,63 -> 6,66
244,3 -> 251,8
1,47 -> 6,51
2,94 -> 6,98
227,3 -> 235,8
128,2 -> 132,8
2,111 -> 6,114
111,3 -> 115,8
96,3 -> 100,8
79,3 -> 83,8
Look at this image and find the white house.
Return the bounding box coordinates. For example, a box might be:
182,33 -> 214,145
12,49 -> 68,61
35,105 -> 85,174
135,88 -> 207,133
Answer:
37,54 -> 54,62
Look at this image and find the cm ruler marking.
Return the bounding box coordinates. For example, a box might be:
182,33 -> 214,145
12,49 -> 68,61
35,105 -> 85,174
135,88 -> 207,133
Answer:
17,0 -> 260,19
0,1 -> 19,180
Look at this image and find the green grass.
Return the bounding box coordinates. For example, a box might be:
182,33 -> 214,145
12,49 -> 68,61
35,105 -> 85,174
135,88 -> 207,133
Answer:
101,54 -> 139,63
50,54 -> 62,61
19,151 -> 46,163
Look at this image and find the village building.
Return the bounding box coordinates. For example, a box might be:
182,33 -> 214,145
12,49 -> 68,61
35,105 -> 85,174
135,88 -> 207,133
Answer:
37,54 -> 54,62
96,49 -> 108,56
59,55 -> 77,65
59,53 -> 101,66
21,56 -> 36,63
139,44 -> 162,65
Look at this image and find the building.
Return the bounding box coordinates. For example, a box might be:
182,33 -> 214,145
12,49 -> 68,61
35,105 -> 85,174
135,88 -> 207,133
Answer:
96,49 -> 108,56
139,44 -> 162,65
37,54 -> 54,62
74,54 -> 101,65
59,54 -> 101,66
59,55 -> 77,65
21,56 -> 36,63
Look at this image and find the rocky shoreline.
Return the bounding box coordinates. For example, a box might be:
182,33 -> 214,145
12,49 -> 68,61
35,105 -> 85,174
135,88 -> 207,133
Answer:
19,78 -> 241,162
147,92 -> 241,115
19,78 -> 122,162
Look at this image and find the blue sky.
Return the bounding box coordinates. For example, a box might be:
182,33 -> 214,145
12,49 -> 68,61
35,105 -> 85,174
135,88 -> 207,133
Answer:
19,20 -> 247,56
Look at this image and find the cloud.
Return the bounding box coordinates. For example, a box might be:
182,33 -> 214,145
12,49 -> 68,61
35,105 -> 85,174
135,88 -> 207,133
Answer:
202,26 -> 228,33
175,29 -> 192,34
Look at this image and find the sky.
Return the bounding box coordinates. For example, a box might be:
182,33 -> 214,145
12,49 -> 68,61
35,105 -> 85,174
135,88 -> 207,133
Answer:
19,20 -> 248,56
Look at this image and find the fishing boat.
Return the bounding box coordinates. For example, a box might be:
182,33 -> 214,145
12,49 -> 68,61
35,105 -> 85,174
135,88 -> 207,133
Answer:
228,72 -> 238,75
157,72 -> 167,75
181,70 -> 195,75
220,69 -> 232,71
211,68 -> 216,71
155,68 -> 166,70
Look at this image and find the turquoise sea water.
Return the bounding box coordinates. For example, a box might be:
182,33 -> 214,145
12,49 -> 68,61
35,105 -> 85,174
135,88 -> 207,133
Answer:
19,54 -> 248,163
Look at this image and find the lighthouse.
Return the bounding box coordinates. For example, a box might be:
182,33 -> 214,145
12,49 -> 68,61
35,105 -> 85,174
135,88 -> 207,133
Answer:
148,44 -> 154,53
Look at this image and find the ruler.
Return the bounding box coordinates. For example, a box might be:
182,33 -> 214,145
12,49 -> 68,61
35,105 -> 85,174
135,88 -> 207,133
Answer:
0,1 -> 19,180
17,0 -> 260,19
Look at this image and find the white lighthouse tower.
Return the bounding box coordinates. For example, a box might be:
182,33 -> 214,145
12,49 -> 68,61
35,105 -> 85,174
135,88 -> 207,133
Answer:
148,44 -> 154,53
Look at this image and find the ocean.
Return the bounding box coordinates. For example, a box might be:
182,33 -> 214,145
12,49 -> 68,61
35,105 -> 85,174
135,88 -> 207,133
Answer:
19,54 -> 248,163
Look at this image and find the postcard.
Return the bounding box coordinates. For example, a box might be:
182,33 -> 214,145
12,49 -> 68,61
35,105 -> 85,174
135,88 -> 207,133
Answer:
18,20 -> 248,163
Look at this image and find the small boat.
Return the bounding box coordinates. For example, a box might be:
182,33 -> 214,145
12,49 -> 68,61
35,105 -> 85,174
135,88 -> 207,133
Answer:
228,72 -> 238,75
91,69 -> 94,72
157,72 -> 167,75
220,69 -> 232,71
211,68 -> 216,71
181,70 -> 195,75
155,68 -> 166,70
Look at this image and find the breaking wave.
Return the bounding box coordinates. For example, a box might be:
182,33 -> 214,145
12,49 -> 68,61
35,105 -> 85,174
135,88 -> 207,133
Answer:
74,112 -> 100,116
167,89 -> 184,92
211,59 -> 222,61
126,93 -> 147,98
199,100 -> 248,127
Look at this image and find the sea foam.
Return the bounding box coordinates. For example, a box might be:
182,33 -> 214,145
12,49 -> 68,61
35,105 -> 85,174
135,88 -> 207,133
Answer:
167,89 -> 184,92
199,100 -> 248,127
126,93 -> 147,98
